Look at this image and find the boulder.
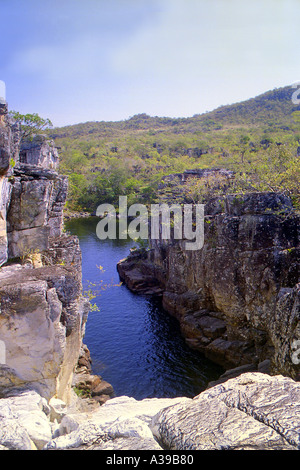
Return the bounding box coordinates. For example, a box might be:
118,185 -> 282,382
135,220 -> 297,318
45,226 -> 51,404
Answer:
0,255 -> 90,402
0,390 -> 52,450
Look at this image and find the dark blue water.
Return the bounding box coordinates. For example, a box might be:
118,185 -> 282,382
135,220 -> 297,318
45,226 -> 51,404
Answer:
65,217 -> 223,399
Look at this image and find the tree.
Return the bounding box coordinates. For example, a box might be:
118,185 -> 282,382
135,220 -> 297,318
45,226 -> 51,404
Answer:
9,111 -> 53,141
239,135 -> 250,163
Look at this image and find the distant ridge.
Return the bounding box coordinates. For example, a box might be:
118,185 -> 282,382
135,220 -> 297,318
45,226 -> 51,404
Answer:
51,84 -> 300,136
49,83 -> 300,213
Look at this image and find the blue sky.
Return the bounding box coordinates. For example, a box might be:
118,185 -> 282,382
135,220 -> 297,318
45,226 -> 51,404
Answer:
1,0 -> 299,127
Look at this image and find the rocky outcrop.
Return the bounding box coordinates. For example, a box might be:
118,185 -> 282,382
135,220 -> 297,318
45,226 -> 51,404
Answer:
19,135 -> 59,170
0,111 -> 20,265
0,372 -> 299,450
0,104 -> 103,404
7,164 -> 68,259
0,390 -> 52,450
72,344 -> 115,405
159,168 -> 234,188
0,109 -> 20,175
151,372 -> 300,450
118,192 -> 300,379
44,394 -> 186,450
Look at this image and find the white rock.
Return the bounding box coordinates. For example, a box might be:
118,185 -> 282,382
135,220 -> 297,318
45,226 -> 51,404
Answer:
0,390 -> 52,450
49,397 -> 67,423
46,395 -> 189,450
109,417 -> 155,440
150,373 -> 300,450
45,417 -> 162,450
91,395 -> 191,425
58,414 -> 83,435
0,416 -> 35,450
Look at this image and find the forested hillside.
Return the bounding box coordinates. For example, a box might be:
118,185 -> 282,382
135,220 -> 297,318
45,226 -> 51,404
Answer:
49,85 -> 300,212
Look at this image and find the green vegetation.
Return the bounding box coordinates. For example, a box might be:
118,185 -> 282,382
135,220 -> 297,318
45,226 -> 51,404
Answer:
9,111 -> 53,142
48,85 -> 300,211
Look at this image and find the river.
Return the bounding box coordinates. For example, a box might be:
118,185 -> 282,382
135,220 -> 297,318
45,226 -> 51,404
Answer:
65,216 -> 223,400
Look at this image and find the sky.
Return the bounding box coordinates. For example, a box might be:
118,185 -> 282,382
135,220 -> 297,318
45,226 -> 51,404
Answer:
1,0 -> 300,127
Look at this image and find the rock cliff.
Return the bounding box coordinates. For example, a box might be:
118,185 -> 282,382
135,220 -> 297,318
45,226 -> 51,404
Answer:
117,192 -> 300,380
0,104 -> 96,404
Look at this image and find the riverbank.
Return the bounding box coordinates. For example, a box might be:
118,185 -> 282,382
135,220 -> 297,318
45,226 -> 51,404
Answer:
63,208 -> 92,220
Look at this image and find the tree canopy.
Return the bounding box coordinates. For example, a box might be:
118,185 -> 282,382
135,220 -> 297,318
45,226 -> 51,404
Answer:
46,85 -> 300,212
9,111 -> 53,141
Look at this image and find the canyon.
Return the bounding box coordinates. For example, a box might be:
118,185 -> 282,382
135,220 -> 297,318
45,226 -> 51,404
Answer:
0,102 -> 299,450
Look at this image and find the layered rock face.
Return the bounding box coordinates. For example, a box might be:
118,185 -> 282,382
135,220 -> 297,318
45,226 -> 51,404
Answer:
0,105 -> 90,402
19,135 -> 59,169
118,193 -> 300,379
0,109 -> 20,265
7,165 -> 68,259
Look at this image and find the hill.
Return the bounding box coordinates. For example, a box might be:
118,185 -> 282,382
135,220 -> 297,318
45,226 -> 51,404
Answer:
49,85 -> 300,212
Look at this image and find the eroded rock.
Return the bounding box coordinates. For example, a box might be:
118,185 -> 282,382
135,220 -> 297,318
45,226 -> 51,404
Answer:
118,192 -> 300,377
0,390 -> 52,450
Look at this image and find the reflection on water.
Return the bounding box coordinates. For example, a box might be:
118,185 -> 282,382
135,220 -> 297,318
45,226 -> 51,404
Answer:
65,217 -> 223,399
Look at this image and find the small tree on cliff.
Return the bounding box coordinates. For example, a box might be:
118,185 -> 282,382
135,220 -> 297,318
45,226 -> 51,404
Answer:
8,111 -> 53,142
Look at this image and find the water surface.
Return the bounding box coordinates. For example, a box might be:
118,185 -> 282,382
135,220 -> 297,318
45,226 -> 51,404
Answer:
65,217 -> 223,399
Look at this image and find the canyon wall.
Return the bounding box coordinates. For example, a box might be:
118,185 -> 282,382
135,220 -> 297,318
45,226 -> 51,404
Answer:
118,192 -> 300,379
0,103 -> 90,403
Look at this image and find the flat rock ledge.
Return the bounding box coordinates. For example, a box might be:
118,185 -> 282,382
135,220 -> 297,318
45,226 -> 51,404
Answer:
0,372 -> 300,450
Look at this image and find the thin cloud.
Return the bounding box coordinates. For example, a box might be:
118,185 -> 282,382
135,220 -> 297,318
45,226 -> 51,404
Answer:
1,0 -> 299,125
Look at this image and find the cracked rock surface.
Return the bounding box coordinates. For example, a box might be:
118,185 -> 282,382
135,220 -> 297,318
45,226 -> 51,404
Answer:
150,373 -> 300,450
